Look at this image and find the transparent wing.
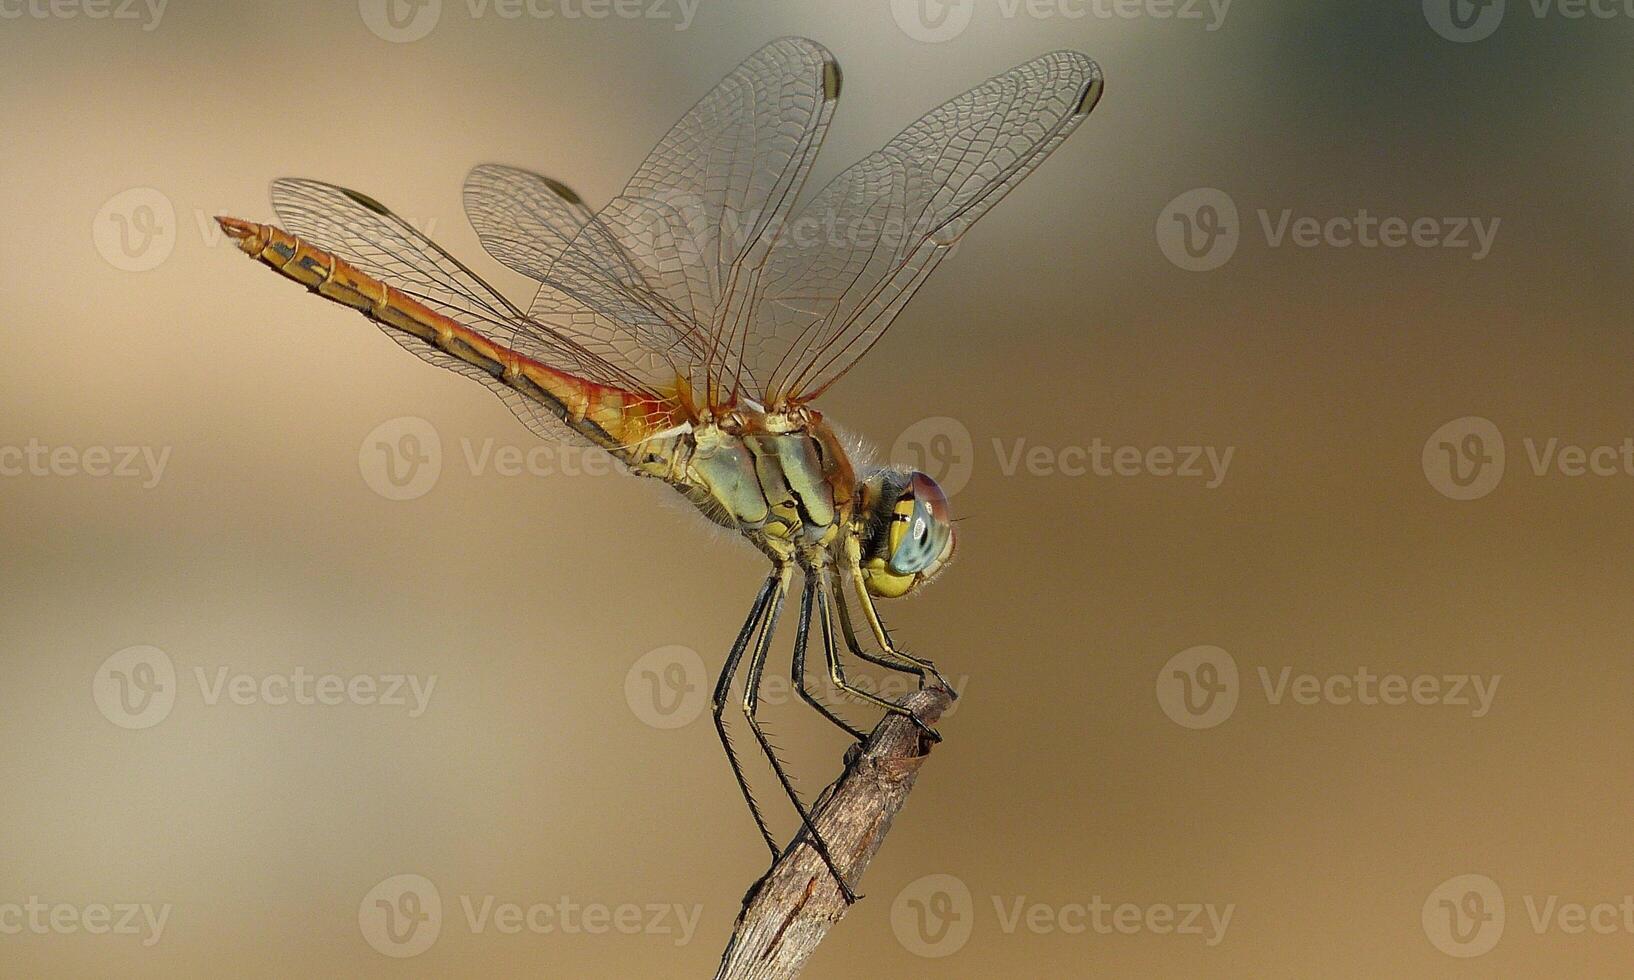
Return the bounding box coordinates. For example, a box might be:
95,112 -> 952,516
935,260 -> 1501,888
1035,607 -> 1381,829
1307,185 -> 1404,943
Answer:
619,35 -> 840,399
269,178 -> 662,449
463,163 -> 593,282
753,50 -> 1104,405
462,36 -> 840,406
462,164 -> 705,396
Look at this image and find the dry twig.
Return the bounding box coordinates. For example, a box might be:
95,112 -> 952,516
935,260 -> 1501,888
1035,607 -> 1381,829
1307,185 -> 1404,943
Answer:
714,684 -> 954,980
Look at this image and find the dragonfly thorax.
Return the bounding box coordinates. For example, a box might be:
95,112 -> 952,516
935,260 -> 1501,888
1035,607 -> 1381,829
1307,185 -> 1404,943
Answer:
675,410 -> 858,561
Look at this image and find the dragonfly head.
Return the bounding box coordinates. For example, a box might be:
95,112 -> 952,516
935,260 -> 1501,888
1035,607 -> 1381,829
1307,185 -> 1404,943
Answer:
858,470 -> 956,599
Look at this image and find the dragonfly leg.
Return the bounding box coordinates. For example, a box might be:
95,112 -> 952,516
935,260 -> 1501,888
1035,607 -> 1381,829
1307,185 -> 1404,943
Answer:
742,563 -> 860,904
817,572 -> 941,743
713,571 -> 781,862
791,572 -> 868,743
836,547 -> 960,701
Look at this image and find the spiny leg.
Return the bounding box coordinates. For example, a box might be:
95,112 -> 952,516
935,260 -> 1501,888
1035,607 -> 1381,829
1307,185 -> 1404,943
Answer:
833,578 -> 926,680
742,564 -> 859,904
713,571 -> 781,861
792,573 -> 868,743
817,571 -> 941,743
836,544 -> 959,700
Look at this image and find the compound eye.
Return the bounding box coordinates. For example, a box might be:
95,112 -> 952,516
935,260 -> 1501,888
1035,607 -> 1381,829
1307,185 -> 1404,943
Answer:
887,473 -> 952,576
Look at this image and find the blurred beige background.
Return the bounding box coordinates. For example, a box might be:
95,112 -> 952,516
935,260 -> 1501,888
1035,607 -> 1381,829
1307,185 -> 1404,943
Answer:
5,0 -> 1634,975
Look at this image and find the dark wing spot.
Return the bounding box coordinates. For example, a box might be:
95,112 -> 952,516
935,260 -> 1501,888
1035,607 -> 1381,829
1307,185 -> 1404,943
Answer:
341,188 -> 393,216
541,177 -> 584,206
823,58 -> 842,101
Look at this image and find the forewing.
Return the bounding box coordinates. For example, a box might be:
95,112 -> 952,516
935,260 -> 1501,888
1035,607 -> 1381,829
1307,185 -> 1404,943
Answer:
753,51 -> 1104,404
598,35 -> 840,402
269,178 -> 660,449
453,38 -> 839,407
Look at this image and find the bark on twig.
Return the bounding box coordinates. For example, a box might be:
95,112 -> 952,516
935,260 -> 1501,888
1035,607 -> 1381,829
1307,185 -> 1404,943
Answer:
714,684 -> 953,980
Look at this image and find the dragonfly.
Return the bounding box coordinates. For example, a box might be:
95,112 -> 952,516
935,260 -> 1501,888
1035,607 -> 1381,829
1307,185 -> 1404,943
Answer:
216,36 -> 1102,903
